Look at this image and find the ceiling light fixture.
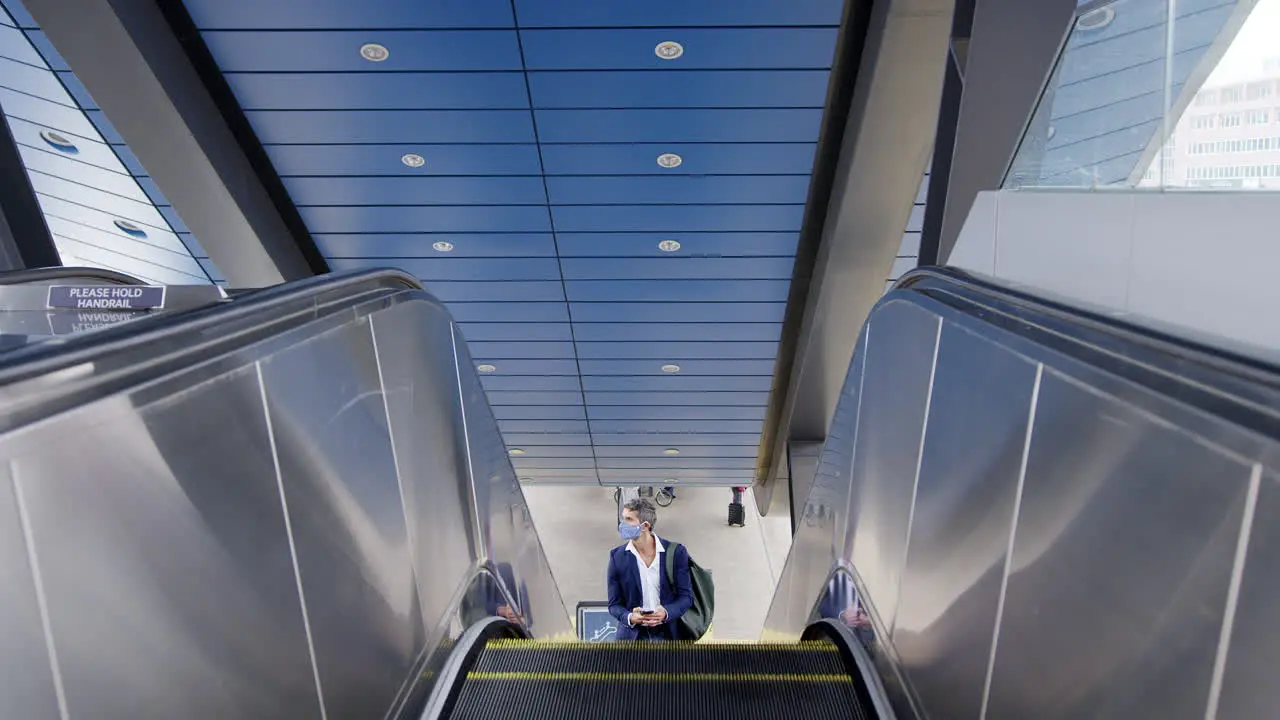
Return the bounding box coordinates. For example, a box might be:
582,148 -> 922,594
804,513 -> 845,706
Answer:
519,477 -> 533,483
1077,6 -> 1115,30
656,153 -> 683,169
663,448 -> 681,456
432,240 -> 455,252
113,219 -> 147,238
360,43 -> 390,62
658,239 -> 681,253
401,152 -> 425,168
39,129 -> 78,154
661,363 -> 681,373
655,41 -> 684,60
509,448 -> 526,456
477,364 -> 497,373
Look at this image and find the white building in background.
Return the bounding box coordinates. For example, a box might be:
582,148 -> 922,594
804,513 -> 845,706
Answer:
1144,57 -> 1280,189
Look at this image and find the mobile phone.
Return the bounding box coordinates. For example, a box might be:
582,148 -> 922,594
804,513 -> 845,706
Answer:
640,610 -> 656,615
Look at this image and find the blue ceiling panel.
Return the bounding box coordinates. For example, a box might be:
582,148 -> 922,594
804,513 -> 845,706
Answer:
159,206 -> 190,234
491,405 -> 587,421
576,341 -> 778,360
18,145 -> 148,203
506,445 -> 593,457
592,433 -> 761,447
515,469 -> 599,481
316,233 -> 556,258
578,359 -> 777,376
266,144 -> 543,177
597,469 -> 752,483
560,257 -> 795,280
581,376 -> 771,392
573,323 -> 781,342
245,110 -> 536,144
551,204 -> 805,232
34,193 -> 175,248
597,458 -> 757,470
111,143 -> 144,174
501,433 -> 593,446
178,234 -> 209,259
540,143 -> 816,176
486,391 -> 584,406
421,281 -> 564,302
519,28 -> 839,70
586,391 -> 767,406
595,445 -> 759,458
545,175 -> 811,205
482,375 -> 583,392
57,72 -> 94,109
202,30 -> 523,72
591,419 -> 764,434
83,110 -> 123,143
0,86 -> 98,137
440,302 -> 569,323
527,70 -> 830,109
0,55 -> 65,99
282,176 -> 547,206
184,0 -> 515,29
467,341 -> 577,359
570,302 -> 787,323
498,420 -> 590,433
0,23 -> 42,65
510,458 -> 597,470
512,0 -> 844,27
29,173 -> 168,230
297,205 -> 551,233
330,257 -> 561,281
565,280 -> 791,302
22,30 -> 64,68
535,108 -> 823,143
556,233 -> 798,258
589,405 -> 765,421
225,72 -> 530,111
46,217 -> 205,276
465,360 -> 580,377
458,323 -> 574,342
7,117 -> 117,170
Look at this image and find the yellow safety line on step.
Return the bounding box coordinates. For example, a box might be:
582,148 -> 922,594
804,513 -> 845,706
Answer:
466,672 -> 852,683
483,640 -> 838,651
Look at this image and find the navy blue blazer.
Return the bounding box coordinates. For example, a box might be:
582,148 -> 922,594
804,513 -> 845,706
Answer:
607,538 -> 694,640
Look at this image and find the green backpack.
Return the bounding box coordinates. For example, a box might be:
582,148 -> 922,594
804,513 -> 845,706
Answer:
664,542 -> 715,641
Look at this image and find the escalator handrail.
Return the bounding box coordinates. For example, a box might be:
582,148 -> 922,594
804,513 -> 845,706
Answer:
0,266 -> 149,286
896,266 -> 1280,431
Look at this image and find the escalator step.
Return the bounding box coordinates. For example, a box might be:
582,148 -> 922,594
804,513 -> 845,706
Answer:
447,641 -> 872,720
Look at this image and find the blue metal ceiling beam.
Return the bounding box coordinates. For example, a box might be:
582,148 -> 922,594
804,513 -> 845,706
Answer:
22,0 -> 322,286
756,0 -> 954,516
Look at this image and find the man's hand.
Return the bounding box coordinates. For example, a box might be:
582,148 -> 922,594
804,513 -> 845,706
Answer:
642,606 -> 668,626
629,608 -> 646,626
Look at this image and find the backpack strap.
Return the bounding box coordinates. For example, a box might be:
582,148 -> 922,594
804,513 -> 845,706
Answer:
664,542 -> 680,590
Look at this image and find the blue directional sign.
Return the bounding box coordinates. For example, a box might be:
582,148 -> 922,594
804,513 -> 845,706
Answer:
47,285 -> 166,310
576,601 -> 619,643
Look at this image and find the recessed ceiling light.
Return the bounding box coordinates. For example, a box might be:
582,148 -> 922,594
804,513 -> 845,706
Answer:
1046,125 -> 1057,141
663,448 -> 681,456
661,363 -> 681,373
656,153 -> 683,169
509,448 -> 526,456
658,239 -> 681,253
477,363 -> 497,373
401,153 -> 425,168
1077,6 -> 1115,30
665,477 -> 678,484
113,219 -> 147,238
519,477 -> 533,483
360,43 -> 390,62
432,240 -> 455,252
655,41 -> 684,60
39,129 -> 78,154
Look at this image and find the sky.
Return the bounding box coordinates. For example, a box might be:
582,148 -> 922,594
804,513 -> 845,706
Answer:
1207,0 -> 1280,85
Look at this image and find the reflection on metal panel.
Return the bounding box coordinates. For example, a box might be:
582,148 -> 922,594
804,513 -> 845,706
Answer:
1217,470 -> 1275,720
259,319 -> 424,719
6,371 -> 321,719
987,371 -> 1250,719
846,301 -> 940,633
892,324 -> 1038,720
0,461 -> 61,719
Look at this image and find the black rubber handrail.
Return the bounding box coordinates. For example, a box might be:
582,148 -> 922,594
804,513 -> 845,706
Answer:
0,266 -> 147,286
895,266 -> 1280,433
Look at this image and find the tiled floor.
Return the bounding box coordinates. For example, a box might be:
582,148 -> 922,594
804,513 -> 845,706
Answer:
522,484 -> 794,642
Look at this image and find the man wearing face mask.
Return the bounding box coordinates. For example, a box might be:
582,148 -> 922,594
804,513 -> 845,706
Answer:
607,497 -> 694,641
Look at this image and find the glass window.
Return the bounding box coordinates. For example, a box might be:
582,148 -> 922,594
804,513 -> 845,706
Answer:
1191,114 -> 1215,130
1222,86 -> 1245,103
1247,81 -> 1274,99
1221,113 -> 1243,128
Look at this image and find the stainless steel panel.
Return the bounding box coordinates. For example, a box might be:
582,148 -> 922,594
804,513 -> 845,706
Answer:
986,371 -> 1250,720
892,323 -> 1038,720
369,299 -> 477,634
259,320 -> 424,719
6,369 -> 321,719
846,300 -> 941,632
1216,469 -> 1276,720
0,462 -> 61,719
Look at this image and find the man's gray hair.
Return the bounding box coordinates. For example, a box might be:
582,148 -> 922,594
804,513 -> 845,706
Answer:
624,497 -> 658,530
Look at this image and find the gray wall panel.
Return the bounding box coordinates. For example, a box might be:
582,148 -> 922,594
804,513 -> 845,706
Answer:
259,321 -> 424,719
986,371 -> 1250,720
11,373 -> 321,720
892,323 -> 1038,720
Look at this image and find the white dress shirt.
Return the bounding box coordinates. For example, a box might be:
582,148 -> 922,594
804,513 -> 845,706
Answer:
625,536 -> 665,625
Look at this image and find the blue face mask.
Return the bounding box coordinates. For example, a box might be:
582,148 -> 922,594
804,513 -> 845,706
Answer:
618,522 -> 643,541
